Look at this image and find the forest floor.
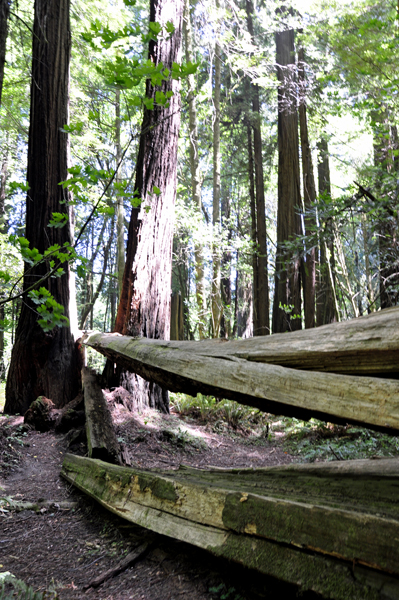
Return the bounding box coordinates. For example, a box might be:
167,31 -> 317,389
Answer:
1,387 -> 399,600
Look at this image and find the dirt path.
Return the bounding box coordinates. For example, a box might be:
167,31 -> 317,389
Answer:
0,404 -> 318,600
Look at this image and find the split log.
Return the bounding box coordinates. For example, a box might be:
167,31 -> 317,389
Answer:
82,331 -> 399,434
86,306 -> 399,376
61,454 -> 399,600
83,367 -> 120,464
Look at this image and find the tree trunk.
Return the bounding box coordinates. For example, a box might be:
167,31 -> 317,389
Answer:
211,0 -> 222,338
316,136 -> 338,325
246,122 -> 259,336
246,0 -> 269,337
106,0 -> 183,413
183,0 -> 205,339
115,88 -> 125,302
371,111 -> 399,309
0,150 -> 7,379
220,188 -> 231,338
272,26 -> 302,333
5,0 -> 80,415
298,46 -> 316,329
0,0 -> 11,107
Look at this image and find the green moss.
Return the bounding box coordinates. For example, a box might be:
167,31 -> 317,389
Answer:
209,534 -> 381,600
137,474 -> 178,502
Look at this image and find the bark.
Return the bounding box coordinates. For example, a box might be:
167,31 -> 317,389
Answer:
211,0 -> 222,338
106,0 -> 183,413
0,151 -> 7,379
297,46 -> 316,329
371,112 -> 399,309
170,291 -> 184,340
361,213 -> 375,311
316,136 -> 338,325
220,187 -> 231,338
272,26 -> 302,333
83,367 -> 120,464
115,88 -> 125,301
183,0 -> 205,338
5,0 -> 80,414
62,453 -> 399,600
246,0 -> 269,336
236,270 -> 253,339
0,0 -> 11,106
83,311 -> 399,434
246,122 -> 259,336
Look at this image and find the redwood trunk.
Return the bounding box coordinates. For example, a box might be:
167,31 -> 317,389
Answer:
109,0 -> 183,412
316,136 -> 338,325
298,46 -> 316,329
272,26 -> 302,333
5,0 -> 80,415
246,0 -> 269,336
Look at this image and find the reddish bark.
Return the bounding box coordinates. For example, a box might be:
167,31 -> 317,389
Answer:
108,0 -> 183,412
5,0 -> 80,414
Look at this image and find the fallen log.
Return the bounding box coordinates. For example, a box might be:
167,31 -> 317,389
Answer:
87,307 -> 399,376
82,331 -> 399,433
83,367 -> 120,464
61,454 -> 399,600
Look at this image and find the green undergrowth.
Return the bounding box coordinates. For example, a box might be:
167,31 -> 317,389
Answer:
0,572 -> 57,599
278,417 -> 399,462
170,392 -> 270,437
170,394 -> 399,462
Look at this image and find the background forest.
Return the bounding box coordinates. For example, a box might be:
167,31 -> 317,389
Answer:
0,0 -> 398,384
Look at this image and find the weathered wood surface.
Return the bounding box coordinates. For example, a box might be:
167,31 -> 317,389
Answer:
86,307 -> 399,375
82,330 -> 399,433
83,367 -> 120,464
61,454 -> 399,600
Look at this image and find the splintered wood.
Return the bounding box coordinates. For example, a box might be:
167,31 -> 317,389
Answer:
82,307 -> 399,433
62,454 -> 399,600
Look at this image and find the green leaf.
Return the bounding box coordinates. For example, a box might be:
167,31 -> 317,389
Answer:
153,186 -> 161,196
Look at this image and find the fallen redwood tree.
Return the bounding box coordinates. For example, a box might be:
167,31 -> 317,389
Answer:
61,453 -> 399,600
82,307 -> 399,433
93,306 -> 399,375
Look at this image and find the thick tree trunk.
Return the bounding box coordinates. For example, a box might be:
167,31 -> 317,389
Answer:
5,0 -> 80,415
106,0 -> 183,413
272,27 -> 302,333
0,0 -> 11,106
298,46 -> 316,329
246,0 -> 269,337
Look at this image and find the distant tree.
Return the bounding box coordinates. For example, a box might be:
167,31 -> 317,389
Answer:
5,0 -> 80,414
245,0 -> 269,337
105,0 -> 184,412
0,0 -> 11,106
